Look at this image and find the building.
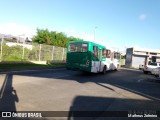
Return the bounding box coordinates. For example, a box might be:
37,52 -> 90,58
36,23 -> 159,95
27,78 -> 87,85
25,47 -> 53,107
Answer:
125,47 -> 160,68
0,33 -> 32,44
6,42 -> 32,50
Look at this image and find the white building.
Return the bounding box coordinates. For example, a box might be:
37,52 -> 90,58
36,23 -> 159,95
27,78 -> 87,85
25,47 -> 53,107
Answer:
6,42 -> 32,50
125,47 -> 160,68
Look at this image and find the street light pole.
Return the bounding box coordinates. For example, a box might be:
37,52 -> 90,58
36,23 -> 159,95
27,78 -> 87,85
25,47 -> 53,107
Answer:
93,26 -> 98,42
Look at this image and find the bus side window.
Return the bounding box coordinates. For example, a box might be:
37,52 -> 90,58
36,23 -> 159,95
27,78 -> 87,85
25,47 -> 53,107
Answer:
114,52 -> 117,59
106,50 -> 111,58
93,46 -> 98,57
102,49 -> 106,57
114,52 -> 120,59
111,52 -> 114,60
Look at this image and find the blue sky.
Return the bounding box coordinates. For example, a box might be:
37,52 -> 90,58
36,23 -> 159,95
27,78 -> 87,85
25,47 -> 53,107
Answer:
0,0 -> 160,52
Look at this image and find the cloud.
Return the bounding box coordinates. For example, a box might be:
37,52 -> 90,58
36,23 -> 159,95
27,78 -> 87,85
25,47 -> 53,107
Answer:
63,27 -> 77,36
80,33 -> 94,41
139,14 -> 147,21
0,23 -> 36,37
62,27 -> 94,41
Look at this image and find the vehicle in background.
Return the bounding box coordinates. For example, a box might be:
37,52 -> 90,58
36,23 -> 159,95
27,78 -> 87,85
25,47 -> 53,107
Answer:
139,64 -> 144,70
143,62 -> 160,74
66,40 -> 120,73
105,49 -> 121,71
151,67 -> 160,77
113,51 -> 121,70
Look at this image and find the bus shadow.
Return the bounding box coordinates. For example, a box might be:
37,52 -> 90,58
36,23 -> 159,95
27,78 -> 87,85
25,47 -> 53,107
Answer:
68,96 -> 159,120
0,74 -> 19,111
12,68 -> 160,105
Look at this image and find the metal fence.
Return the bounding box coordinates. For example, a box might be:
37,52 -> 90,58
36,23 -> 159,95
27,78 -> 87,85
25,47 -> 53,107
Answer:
0,38 -> 66,63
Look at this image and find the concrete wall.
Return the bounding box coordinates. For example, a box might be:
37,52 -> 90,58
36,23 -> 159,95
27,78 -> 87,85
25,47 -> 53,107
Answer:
120,59 -> 125,66
132,55 -> 145,69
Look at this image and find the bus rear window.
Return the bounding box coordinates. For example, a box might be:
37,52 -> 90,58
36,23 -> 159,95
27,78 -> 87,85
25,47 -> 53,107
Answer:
69,43 -> 88,52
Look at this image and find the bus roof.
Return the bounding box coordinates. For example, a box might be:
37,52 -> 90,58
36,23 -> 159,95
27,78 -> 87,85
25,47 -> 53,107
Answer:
68,40 -> 106,48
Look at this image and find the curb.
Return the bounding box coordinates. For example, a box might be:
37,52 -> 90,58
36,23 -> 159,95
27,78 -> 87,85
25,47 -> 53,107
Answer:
0,66 -> 66,74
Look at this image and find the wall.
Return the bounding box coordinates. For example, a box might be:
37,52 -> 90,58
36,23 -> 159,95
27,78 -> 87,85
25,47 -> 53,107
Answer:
132,55 -> 145,69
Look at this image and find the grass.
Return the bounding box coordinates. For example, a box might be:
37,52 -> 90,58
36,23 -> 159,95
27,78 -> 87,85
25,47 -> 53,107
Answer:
0,63 -> 66,70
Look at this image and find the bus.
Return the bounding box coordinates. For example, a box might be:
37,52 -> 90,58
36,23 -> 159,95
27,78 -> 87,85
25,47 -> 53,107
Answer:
101,48 -> 121,72
113,51 -> 121,69
66,40 -> 120,73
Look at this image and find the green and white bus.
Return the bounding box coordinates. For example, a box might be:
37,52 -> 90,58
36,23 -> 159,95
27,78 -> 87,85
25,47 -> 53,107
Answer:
66,40 -> 120,73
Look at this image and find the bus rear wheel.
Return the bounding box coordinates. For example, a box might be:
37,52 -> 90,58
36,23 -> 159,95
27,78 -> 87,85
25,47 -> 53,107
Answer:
115,64 -> 119,71
102,66 -> 106,74
155,74 -> 159,77
143,71 -> 148,74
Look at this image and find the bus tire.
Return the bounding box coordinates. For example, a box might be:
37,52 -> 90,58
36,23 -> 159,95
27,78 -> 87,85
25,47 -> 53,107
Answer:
155,74 -> 159,77
66,67 -> 71,70
115,64 -> 119,71
143,71 -> 148,74
102,66 -> 107,74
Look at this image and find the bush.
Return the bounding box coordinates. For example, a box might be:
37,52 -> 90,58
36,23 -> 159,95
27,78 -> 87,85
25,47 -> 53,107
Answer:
1,44 -> 30,61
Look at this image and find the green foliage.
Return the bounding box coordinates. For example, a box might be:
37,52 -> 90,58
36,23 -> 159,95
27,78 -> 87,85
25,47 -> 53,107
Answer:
40,44 -> 53,61
2,44 -> 31,61
32,28 -> 81,47
1,27 -> 79,61
32,28 -> 52,45
121,54 -> 126,59
28,43 -> 40,61
1,44 -> 65,61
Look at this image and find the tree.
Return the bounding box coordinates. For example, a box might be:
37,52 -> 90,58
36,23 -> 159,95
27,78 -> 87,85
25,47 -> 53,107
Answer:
32,28 -> 81,47
54,32 -> 67,47
121,54 -> 126,59
32,28 -> 52,45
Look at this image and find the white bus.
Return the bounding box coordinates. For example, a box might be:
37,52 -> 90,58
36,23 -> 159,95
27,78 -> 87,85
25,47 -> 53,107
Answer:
105,49 -> 120,71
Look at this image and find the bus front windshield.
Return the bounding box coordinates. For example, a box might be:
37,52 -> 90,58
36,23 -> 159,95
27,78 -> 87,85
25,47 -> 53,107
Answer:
69,42 -> 88,52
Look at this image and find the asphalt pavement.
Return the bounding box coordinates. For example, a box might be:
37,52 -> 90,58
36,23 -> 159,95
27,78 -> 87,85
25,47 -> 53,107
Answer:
0,67 -> 160,120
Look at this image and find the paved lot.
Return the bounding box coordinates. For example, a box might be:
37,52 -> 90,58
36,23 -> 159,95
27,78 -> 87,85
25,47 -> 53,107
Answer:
0,68 -> 160,120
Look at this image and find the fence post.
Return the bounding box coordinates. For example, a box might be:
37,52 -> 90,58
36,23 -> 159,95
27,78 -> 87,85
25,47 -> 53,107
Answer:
0,36 -> 3,62
39,44 -> 41,61
22,41 -> 25,60
52,46 -> 54,60
62,48 -> 64,61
